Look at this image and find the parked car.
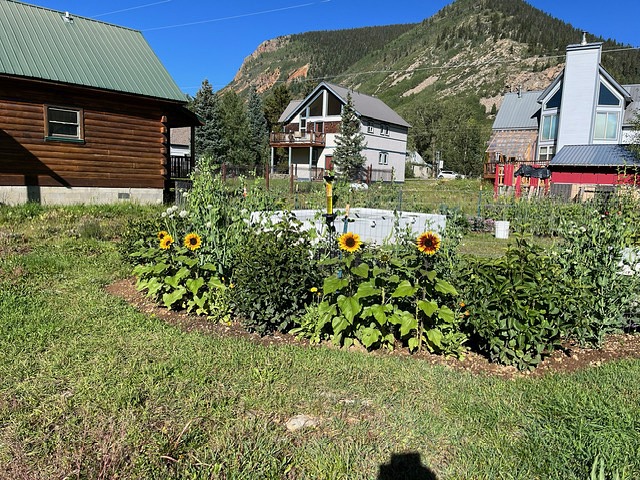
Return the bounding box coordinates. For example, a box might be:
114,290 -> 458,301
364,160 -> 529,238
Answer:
437,170 -> 465,180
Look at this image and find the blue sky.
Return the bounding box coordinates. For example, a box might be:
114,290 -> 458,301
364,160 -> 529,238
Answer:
22,0 -> 640,95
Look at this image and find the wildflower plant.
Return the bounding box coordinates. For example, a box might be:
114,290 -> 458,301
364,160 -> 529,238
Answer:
299,229 -> 465,356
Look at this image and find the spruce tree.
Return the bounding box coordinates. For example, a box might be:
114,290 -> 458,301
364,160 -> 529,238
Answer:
192,79 -> 224,163
219,90 -> 251,167
264,83 -> 291,133
247,86 -> 269,170
333,93 -> 367,180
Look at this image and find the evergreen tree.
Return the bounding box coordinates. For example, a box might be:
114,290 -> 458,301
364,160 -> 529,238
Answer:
333,93 -> 367,180
219,90 -> 252,166
192,79 -> 224,162
263,83 -> 292,133
246,86 -> 269,170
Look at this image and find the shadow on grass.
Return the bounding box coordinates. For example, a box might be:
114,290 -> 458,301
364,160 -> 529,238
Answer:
378,452 -> 437,480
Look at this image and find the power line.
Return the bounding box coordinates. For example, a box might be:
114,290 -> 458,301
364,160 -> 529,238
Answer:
143,0 -> 332,32
93,0 -> 172,19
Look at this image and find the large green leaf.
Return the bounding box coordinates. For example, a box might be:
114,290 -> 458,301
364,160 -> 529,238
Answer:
162,287 -> 186,308
425,328 -> 444,349
351,263 -> 370,278
356,282 -> 380,299
332,316 -> 349,335
186,277 -> 205,296
435,279 -> 458,296
438,305 -> 456,324
324,276 -> 348,295
391,280 -> 417,298
359,327 -> 381,348
398,312 -> 418,336
417,300 -> 438,317
368,304 -> 392,325
337,295 -> 361,323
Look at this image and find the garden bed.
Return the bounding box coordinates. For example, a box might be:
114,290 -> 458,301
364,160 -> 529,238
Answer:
107,277 -> 640,379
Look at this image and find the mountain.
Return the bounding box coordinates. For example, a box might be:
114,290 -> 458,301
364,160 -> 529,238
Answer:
226,0 -> 640,174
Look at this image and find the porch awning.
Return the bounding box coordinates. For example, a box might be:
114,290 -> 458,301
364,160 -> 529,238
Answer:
486,130 -> 538,162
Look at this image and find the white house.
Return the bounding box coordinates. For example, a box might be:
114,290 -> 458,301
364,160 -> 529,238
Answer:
270,82 -> 410,182
485,34 -> 640,198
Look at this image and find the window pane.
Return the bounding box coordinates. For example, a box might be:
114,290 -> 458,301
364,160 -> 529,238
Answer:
594,113 -> 607,139
327,93 -> 342,116
49,123 -> 78,136
49,108 -> 78,123
605,113 -> 618,139
541,115 -> 557,141
309,95 -> 323,116
598,83 -> 620,106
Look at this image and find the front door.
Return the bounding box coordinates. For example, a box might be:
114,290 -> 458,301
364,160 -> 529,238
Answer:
325,155 -> 333,171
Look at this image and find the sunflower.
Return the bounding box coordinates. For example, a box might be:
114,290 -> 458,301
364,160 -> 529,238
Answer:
416,231 -> 441,255
159,234 -> 174,250
338,232 -> 362,253
157,230 -> 169,240
184,233 -> 202,251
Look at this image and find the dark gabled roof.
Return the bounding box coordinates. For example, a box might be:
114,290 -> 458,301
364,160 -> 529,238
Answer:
549,144 -> 640,168
492,91 -> 541,130
0,0 -> 186,102
280,81 -> 410,128
278,99 -> 303,123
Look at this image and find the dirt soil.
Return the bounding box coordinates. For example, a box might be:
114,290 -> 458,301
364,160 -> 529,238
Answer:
106,278 -> 640,379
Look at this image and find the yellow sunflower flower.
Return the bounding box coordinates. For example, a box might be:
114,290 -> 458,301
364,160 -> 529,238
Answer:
184,232 -> 202,251
157,230 -> 169,240
159,234 -> 174,250
338,232 -> 362,253
416,231 -> 441,255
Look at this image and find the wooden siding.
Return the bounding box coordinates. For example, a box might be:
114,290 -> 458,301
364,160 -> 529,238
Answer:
0,76 -> 175,189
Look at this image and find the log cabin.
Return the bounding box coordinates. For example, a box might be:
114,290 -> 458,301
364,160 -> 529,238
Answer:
0,0 -> 200,205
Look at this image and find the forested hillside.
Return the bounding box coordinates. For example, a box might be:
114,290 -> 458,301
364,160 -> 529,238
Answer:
224,0 -> 640,175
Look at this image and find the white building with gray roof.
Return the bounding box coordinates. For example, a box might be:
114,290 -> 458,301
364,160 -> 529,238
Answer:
270,81 -> 410,182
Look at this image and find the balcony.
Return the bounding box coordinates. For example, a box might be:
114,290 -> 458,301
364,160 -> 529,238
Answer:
270,131 -> 326,148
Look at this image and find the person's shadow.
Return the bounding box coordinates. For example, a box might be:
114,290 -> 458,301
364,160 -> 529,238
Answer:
378,452 -> 438,480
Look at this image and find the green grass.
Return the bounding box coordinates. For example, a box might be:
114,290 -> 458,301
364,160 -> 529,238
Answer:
0,204 -> 639,479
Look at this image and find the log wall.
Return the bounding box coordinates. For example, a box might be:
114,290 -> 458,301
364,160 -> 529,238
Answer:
0,76 -> 178,189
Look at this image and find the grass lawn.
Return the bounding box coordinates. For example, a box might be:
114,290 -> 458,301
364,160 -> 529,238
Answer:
1,204 -> 639,479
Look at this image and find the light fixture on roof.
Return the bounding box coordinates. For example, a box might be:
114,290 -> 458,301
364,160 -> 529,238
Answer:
62,11 -> 73,23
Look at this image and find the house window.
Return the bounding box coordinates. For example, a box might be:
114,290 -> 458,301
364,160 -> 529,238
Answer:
46,106 -> 83,140
541,114 -> 558,141
367,122 -> 374,134
545,87 -> 562,109
380,124 -> 389,136
378,152 -> 388,165
594,112 -> 618,140
598,83 -> 620,106
539,145 -> 555,162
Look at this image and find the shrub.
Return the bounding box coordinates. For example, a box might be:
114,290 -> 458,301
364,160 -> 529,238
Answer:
458,237 -> 575,370
554,195 -> 640,346
233,214 -> 321,335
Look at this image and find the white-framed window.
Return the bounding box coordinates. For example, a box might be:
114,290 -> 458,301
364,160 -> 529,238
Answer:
380,124 -> 389,136
367,122 -> 374,134
538,145 -> 555,162
594,112 -> 618,140
45,106 -> 83,140
378,151 -> 388,165
540,114 -> 558,141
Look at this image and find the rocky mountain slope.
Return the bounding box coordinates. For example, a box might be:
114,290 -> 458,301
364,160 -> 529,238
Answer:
228,0 -> 640,116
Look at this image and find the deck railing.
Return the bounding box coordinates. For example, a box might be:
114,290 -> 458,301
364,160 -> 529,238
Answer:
269,132 -> 326,147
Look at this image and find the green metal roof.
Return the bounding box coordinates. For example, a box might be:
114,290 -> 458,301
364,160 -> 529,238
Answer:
0,0 -> 187,102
